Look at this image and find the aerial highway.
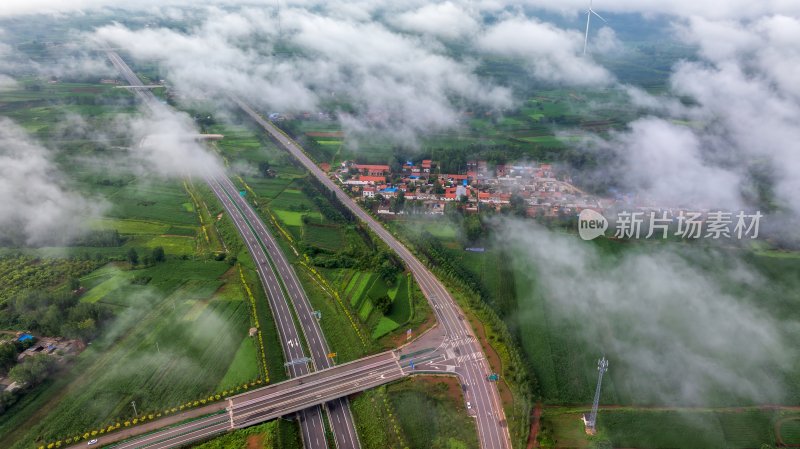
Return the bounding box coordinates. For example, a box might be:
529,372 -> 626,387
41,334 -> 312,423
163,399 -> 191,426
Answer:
84,51 -> 511,449
103,50 -> 336,449
93,352 -> 407,449
207,177 -> 329,449
235,98 -> 512,449
213,175 -> 361,449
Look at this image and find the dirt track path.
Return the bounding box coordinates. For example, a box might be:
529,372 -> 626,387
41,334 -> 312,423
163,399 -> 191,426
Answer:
526,403 -> 542,449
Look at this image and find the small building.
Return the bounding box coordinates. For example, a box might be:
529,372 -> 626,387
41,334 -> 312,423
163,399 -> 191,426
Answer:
354,164 -> 391,177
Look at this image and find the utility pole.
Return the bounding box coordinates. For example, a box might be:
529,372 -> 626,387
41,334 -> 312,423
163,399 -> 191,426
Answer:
131,400 -> 138,416
583,356 -> 608,434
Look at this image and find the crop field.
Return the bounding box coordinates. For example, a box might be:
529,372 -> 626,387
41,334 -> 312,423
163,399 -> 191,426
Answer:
0,258 -> 265,449
393,216 -> 800,406
303,224 -> 345,251
101,180 -> 199,227
778,416 -> 800,445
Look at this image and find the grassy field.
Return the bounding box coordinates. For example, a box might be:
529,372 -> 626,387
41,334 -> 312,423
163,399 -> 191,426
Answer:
538,407 -> 790,449
0,259 -> 264,449
191,420 -> 302,449
778,416 -> 800,446
351,378 -> 479,449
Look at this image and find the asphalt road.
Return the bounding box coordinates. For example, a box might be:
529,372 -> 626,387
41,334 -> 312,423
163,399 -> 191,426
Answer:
95,352 -> 404,449
102,50 -> 333,449
207,177 -> 329,449
234,99 -> 512,449
213,175 -> 360,449
75,51 -> 511,449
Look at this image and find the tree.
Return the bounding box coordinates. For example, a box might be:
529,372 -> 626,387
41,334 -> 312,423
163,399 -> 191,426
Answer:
463,214 -> 483,242
127,248 -> 139,267
68,277 -> 81,291
152,246 -> 166,263
0,343 -> 18,376
371,295 -> 392,315
9,354 -> 56,386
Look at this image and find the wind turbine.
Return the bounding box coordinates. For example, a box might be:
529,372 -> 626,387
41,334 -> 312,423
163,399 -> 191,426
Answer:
583,0 -> 607,55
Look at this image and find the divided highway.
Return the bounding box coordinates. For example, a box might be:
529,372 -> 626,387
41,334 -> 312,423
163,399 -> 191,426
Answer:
207,177 -> 329,449
235,99 -> 512,449
103,50 -> 346,449
213,175 -> 361,449
84,51 -> 512,449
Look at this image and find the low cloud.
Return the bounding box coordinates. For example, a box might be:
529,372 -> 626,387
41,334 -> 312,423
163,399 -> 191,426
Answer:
501,220 -> 797,405
391,2 -> 480,40
574,14 -> 800,217
93,6 -> 513,143
0,73 -> 16,90
477,16 -> 614,86
119,105 -> 225,178
0,118 -> 106,246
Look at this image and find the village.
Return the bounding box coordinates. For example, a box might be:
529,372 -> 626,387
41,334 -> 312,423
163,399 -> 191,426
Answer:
331,158 -> 606,217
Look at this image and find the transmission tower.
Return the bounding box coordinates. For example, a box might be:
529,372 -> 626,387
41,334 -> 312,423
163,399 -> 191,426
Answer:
583,356 -> 608,434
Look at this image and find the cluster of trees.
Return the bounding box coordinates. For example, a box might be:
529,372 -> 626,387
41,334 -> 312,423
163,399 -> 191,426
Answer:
0,341 -> 57,413
1,291 -> 112,342
305,176 -> 356,221
0,255 -> 103,304
70,229 -> 125,247
8,354 -> 56,387
0,341 -> 24,376
370,294 -> 392,314
409,231 -> 487,298
300,179 -> 348,223
126,246 -> 166,268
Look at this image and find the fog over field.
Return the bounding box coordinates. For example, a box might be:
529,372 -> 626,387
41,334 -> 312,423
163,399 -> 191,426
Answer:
0,0 -> 798,410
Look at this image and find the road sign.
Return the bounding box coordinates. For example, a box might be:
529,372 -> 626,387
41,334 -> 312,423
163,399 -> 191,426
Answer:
487,373 -> 500,382
313,310 -> 322,320
239,190 -> 247,197
409,360 -> 415,370
406,328 -> 412,340
327,352 -> 337,358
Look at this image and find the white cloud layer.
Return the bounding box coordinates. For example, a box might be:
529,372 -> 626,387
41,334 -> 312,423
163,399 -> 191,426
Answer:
0,118 -> 105,246
477,16 -> 614,85
502,221 -> 797,405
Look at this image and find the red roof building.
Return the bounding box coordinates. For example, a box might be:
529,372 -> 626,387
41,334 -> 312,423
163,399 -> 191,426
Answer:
359,175 -> 386,184
354,164 -> 391,176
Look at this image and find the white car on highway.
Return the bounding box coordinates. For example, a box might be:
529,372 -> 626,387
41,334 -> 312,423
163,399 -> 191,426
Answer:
87,439 -> 99,446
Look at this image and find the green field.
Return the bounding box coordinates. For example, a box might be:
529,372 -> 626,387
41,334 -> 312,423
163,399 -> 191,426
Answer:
191,420 -> 301,449
351,378 -> 479,449
779,416 -> 800,445
538,408 -> 786,449
0,259 -> 264,449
